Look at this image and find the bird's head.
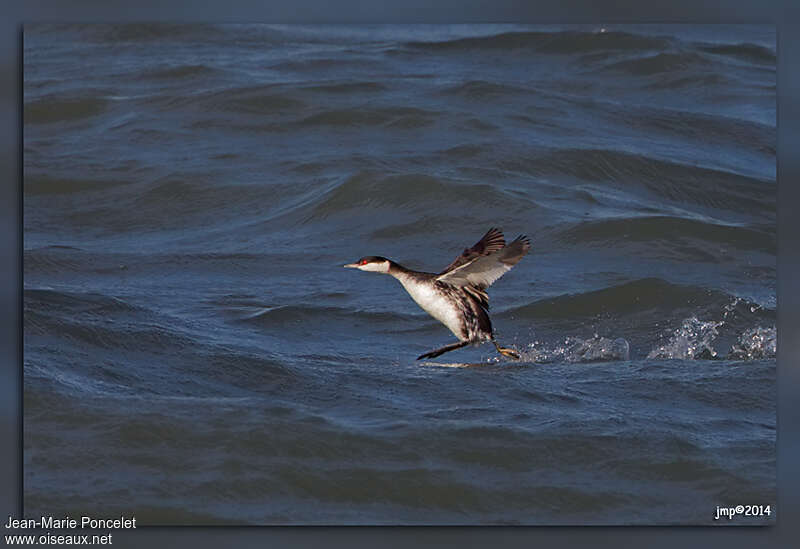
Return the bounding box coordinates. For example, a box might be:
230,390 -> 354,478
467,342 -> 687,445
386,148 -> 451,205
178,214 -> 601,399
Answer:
343,256 -> 391,273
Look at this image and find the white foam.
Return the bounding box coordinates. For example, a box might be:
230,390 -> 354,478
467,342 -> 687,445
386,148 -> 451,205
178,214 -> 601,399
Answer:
728,326 -> 776,359
521,335 -> 630,363
647,317 -> 723,360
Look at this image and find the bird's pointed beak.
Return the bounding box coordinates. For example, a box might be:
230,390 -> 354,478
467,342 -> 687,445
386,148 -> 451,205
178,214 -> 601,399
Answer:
343,263 -> 359,268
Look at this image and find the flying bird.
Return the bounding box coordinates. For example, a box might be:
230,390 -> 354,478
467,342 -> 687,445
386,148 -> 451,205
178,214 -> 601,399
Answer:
345,228 -> 530,360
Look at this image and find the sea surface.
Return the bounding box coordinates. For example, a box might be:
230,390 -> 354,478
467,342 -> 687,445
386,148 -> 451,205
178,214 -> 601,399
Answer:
23,24 -> 775,524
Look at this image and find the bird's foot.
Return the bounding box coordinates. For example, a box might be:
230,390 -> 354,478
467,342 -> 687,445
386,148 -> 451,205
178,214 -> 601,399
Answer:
494,342 -> 521,360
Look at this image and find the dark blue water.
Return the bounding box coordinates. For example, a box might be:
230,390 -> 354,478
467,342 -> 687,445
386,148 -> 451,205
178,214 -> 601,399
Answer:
23,24 -> 775,524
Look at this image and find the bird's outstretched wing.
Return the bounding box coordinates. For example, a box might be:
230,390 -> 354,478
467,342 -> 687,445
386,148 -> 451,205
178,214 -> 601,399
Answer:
437,235 -> 531,290
439,227 -> 506,275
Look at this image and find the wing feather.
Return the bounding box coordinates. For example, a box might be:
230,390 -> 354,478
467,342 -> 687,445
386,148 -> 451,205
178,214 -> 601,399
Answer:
437,235 -> 531,290
439,227 -> 506,275
463,284 -> 490,309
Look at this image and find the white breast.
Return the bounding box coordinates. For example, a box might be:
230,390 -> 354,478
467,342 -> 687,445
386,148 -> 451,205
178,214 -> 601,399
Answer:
396,276 -> 465,340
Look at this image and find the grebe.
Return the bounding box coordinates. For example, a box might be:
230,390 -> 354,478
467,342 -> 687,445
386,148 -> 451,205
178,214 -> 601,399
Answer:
344,228 -> 530,360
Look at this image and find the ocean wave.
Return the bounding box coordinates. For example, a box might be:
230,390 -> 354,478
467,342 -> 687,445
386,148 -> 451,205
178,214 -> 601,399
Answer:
643,73 -> 731,90
404,30 -> 671,54
436,80 -> 531,100
25,288 -> 141,316
24,288 -> 200,355
24,249 -> 138,278
152,85 -> 306,115
534,148 -> 774,217
501,279 -> 774,362
439,144 -> 485,159
270,57 -> 383,72
295,106 -> 435,129
695,42 -> 776,64
219,420 -> 756,519
502,278 -> 728,320
304,171 -> 523,221
604,52 -> 708,76
25,95 -> 109,124
625,108 -> 775,152
53,175 -> 291,233
74,23 -> 226,44
237,304 -> 417,327
195,351 -> 300,393
25,308 -> 196,352
25,360 -> 140,399
25,174 -> 129,195
555,216 -> 775,254
304,81 -> 388,94
25,290 -> 301,398
144,64 -> 221,80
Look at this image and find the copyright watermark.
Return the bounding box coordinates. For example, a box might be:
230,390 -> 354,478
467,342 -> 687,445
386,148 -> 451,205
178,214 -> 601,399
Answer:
714,504 -> 772,520
4,515 -> 136,545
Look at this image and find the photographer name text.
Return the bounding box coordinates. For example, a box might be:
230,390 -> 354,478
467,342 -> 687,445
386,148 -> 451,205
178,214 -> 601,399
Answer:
5,516 -> 136,530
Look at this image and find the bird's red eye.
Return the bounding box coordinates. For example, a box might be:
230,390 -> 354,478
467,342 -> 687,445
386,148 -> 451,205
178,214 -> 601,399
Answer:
359,259 -> 368,265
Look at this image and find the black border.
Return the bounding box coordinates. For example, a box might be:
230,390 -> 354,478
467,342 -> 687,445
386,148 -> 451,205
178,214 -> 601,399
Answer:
4,2 -> 798,548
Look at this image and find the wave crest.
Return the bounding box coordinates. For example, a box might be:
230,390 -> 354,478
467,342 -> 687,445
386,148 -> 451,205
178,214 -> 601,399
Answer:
696,42 -> 776,64
535,148 -> 774,217
556,216 -> 775,254
405,30 -> 671,54
504,278 -> 724,320
306,171 -> 520,221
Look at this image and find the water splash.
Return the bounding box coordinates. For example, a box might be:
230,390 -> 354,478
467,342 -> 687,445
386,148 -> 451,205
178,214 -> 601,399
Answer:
647,317 -> 723,360
521,334 -> 630,363
647,305 -> 776,361
728,326 -> 776,360
502,294 -> 774,364
722,296 -> 743,320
